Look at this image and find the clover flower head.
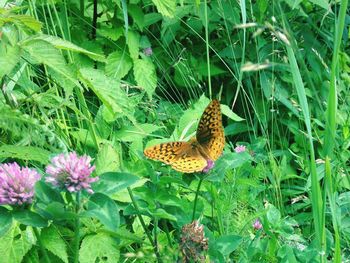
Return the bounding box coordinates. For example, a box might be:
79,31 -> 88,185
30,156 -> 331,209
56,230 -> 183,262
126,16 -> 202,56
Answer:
202,159 -> 214,173
45,152 -> 98,194
253,219 -> 263,230
234,145 -> 246,153
0,162 -> 41,205
181,220 -> 208,262
143,47 -> 153,56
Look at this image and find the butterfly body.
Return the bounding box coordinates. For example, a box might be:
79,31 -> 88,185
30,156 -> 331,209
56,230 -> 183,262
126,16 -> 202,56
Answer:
144,100 -> 225,173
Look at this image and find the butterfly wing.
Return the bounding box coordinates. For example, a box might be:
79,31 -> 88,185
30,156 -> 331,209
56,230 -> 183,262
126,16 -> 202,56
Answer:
196,99 -> 225,160
144,142 -> 207,173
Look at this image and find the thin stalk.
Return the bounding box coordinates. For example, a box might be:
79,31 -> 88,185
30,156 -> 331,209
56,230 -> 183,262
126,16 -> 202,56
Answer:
325,158 -> 341,262
162,220 -> 173,248
127,187 -> 162,263
192,176 -> 204,221
33,228 -> 51,263
72,192 -> 81,263
204,0 -> 211,98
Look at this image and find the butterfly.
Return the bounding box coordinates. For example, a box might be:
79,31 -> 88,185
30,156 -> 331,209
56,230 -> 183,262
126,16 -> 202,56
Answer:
144,99 -> 225,173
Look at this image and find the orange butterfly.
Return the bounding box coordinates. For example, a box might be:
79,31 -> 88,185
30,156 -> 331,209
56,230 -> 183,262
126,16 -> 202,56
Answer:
144,100 -> 225,173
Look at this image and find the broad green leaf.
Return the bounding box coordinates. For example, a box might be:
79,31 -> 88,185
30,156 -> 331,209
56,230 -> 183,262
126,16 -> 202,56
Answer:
215,235 -> 242,256
127,30 -> 140,60
79,233 -> 120,263
114,123 -> 161,142
93,172 -> 139,195
105,49 -> 132,78
0,207 -> 13,237
35,181 -> 64,204
151,208 -> 177,221
0,42 -> 21,79
0,223 -> 35,263
20,39 -> 80,88
41,226 -> 68,263
13,210 -> 48,227
78,68 -> 134,122
82,193 -> 120,231
267,204 -> 281,224
95,143 -> 120,175
0,145 -> 50,164
5,14 -> 42,32
44,202 -> 76,220
152,0 -> 176,17
128,4 -> 145,29
221,104 -> 244,121
133,58 -> 157,99
31,35 -> 105,62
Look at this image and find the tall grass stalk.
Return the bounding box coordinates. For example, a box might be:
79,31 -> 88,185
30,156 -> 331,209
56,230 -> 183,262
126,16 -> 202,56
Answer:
204,0 -> 211,99
285,43 -> 325,262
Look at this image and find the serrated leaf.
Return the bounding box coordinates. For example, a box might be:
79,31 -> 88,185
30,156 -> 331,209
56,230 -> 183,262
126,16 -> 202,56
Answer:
41,226 -> 68,263
79,233 -> 120,263
95,143 -> 120,175
0,223 -> 35,263
78,68 -> 135,122
152,0 -> 176,17
105,49 -> 132,78
20,39 -> 80,88
127,31 -> 140,60
0,145 -> 50,164
82,193 -> 120,231
0,42 -> 21,79
13,211 -> 48,227
93,172 -> 139,195
133,58 -> 157,99
31,35 -> 105,62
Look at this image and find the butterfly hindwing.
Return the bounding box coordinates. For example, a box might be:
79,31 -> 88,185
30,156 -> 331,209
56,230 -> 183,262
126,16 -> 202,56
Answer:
170,148 -> 207,173
144,142 -> 189,165
196,99 -> 225,160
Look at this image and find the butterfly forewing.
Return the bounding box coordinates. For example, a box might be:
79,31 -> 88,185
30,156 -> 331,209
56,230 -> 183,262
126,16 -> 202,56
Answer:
196,99 -> 225,160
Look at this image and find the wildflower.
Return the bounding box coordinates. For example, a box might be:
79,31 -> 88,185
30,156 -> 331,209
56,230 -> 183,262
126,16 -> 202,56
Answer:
202,159 -> 214,173
45,152 -> 98,194
0,162 -> 41,205
252,219 -> 263,230
234,145 -> 246,153
181,221 -> 208,262
143,47 -> 153,56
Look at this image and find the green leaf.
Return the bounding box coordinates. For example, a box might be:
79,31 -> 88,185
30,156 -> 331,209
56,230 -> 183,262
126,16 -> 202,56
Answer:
31,35 -> 105,62
79,233 -> 120,263
114,123 -> 161,142
0,42 -> 21,79
44,202 -> 76,220
152,0 -> 176,17
93,172 -> 139,195
13,210 -> 48,227
41,226 -> 68,263
267,204 -> 281,224
215,235 -> 242,256
35,181 -> 64,204
221,104 -> 244,122
105,49 -> 132,78
20,39 -> 80,88
95,143 -> 120,175
128,4 -> 145,29
78,68 -> 134,122
0,207 -> 13,237
151,208 -> 177,221
0,223 -> 35,263
82,193 -> 120,231
0,145 -> 50,164
133,58 -> 157,99
127,30 -> 140,60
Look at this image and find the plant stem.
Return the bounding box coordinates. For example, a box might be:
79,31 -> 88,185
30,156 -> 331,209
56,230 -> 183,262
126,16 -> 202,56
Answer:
127,187 -> 162,263
72,192 -> 81,263
192,176 -> 204,221
33,228 -> 51,263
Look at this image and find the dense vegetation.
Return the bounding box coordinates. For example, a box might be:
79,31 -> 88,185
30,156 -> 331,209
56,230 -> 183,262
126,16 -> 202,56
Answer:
0,0 -> 349,262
